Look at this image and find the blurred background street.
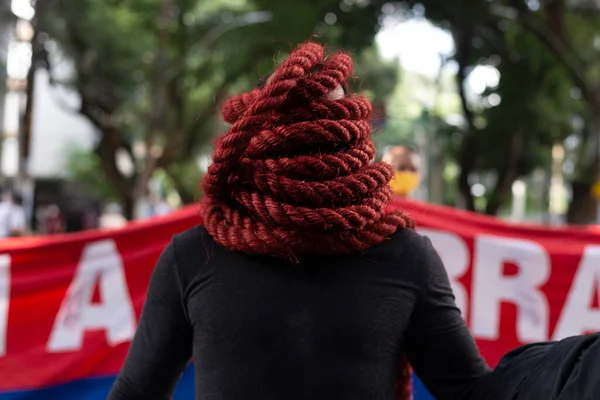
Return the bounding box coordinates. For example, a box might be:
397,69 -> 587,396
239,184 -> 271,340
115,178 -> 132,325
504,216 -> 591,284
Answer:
2,0 -> 600,238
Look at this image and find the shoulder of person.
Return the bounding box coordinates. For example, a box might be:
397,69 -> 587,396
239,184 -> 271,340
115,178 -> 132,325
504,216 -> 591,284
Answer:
172,224 -> 207,248
386,228 -> 436,257
170,224 -> 212,266
166,225 -> 213,288
376,228 -> 445,286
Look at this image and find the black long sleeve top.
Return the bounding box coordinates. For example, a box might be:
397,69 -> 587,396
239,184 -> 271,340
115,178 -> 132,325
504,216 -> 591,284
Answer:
107,225 -> 490,400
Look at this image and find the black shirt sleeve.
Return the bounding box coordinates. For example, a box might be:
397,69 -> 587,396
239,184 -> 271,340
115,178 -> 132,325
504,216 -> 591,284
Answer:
107,241 -> 193,400
404,234 -> 490,400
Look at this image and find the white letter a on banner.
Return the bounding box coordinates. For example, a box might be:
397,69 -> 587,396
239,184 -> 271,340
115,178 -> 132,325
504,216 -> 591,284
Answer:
47,240 -> 135,352
553,245 -> 600,340
0,255 -> 10,356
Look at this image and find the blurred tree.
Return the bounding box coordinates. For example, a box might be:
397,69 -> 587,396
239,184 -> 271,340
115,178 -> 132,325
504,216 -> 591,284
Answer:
65,147 -> 118,201
533,5 -> 600,224
454,21 -> 577,216
252,0 -> 600,222
0,1 -> 14,168
36,0 -> 394,218
352,46 -> 398,102
20,0 -> 600,223
352,46 -> 400,142
387,0 -> 596,220
38,0 -> 277,217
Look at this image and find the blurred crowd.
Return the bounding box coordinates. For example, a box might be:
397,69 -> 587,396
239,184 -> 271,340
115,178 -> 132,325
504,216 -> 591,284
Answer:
0,186 -> 175,240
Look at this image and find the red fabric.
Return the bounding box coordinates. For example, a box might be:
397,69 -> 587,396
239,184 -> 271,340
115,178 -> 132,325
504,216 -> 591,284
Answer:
2,202 -> 600,393
0,208 -> 199,390
393,198 -> 600,365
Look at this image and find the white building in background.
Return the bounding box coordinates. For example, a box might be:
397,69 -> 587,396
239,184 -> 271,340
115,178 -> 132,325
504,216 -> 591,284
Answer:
0,6 -> 13,160
1,68 -> 96,178
1,0 -> 97,231
2,0 -> 96,181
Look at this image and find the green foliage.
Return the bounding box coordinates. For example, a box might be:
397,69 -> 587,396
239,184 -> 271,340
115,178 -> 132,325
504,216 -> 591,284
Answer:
37,0 -> 600,221
64,147 -> 117,201
390,0 -> 600,215
37,0 -> 396,213
352,46 -> 399,101
165,160 -> 204,204
475,24 -> 578,175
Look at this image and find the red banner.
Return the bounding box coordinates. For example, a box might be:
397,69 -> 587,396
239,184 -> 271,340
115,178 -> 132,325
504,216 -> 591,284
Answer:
0,206 -> 199,392
0,199 -> 599,394
399,199 -> 600,366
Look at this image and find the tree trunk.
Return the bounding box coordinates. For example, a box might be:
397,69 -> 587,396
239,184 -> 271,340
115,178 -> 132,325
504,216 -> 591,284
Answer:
566,181 -> 597,225
122,195 -> 135,221
515,0 -> 600,224
454,25 -> 477,212
18,4 -> 49,193
0,19 -> 9,171
485,133 -> 524,215
95,130 -> 135,219
19,45 -> 37,185
132,0 -> 175,213
458,142 -> 476,211
485,169 -> 510,216
545,0 -> 566,41
429,146 -> 445,204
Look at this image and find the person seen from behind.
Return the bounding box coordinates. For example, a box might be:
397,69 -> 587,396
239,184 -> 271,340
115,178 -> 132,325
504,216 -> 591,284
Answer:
108,42 -> 492,400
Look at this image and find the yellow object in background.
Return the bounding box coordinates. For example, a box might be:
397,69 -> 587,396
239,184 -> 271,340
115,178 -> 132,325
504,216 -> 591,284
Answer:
592,181 -> 600,200
389,171 -> 421,196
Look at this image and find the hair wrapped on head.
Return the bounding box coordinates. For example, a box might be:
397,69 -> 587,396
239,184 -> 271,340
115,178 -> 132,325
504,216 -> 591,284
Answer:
202,42 -> 414,256
202,42 -> 414,399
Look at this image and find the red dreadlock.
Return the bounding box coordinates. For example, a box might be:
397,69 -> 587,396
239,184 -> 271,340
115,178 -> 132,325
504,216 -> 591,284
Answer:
201,41 -> 414,399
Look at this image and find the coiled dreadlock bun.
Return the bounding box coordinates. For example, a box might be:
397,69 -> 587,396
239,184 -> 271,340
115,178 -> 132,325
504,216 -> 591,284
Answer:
201,41 -> 414,256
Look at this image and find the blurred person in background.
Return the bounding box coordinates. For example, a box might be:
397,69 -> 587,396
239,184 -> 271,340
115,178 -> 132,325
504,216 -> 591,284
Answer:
82,203 -> 101,230
0,190 -> 27,238
383,145 -> 421,197
108,42 -> 490,400
39,204 -> 66,235
148,193 -> 172,217
99,202 -> 128,230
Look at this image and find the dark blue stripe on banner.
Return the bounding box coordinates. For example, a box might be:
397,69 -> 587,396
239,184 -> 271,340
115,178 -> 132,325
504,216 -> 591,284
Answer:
0,368 -> 434,400
0,366 -> 195,400
413,374 -> 435,400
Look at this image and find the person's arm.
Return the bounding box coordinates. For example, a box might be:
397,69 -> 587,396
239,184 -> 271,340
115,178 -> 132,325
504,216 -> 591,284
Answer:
108,241 -> 193,400
404,234 -> 490,400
